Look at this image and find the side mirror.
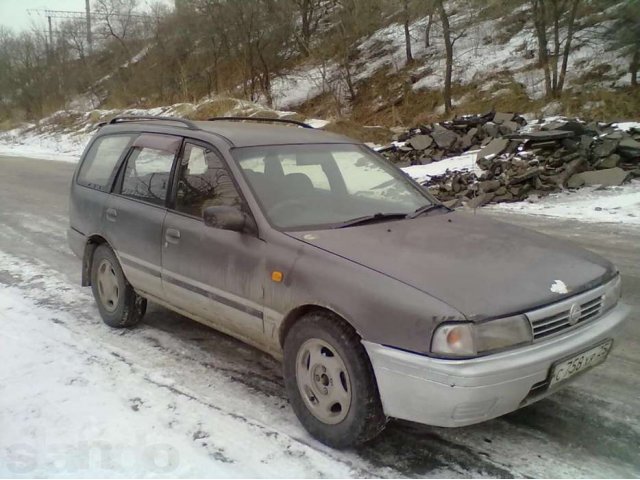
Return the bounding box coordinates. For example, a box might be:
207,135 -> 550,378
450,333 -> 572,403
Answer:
203,205 -> 254,233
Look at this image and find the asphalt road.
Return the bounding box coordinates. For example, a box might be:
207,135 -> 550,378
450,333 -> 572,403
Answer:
1,155 -> 639,478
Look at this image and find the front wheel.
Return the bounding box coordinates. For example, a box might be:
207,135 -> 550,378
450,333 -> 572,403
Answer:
91,244 -> 146,328
283,312 -> 387,448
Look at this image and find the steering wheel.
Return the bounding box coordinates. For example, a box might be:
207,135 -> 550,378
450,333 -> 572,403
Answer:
267,197 -> 309,219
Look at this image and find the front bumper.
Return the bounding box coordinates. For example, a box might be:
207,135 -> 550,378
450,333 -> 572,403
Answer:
363,302 -> 631,427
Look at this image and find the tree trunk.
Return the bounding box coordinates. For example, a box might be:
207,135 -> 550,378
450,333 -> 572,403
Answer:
551,0 -> 560,91
631,46 -> 639,87
532,0 -> 552,98
343,57 -> 356,102
257,40 -> 272,107
404,0 -> 413,63
436,0 -> 453,113
556,0 -> 580,95
425,12 -> 433,48
301,0 -> 311,53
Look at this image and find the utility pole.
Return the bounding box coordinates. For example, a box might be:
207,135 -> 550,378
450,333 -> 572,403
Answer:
86,0 -> 93,53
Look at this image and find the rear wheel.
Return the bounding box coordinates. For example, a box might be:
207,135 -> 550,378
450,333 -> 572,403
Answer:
283,312 -> 387,448
91,244 -> 146,328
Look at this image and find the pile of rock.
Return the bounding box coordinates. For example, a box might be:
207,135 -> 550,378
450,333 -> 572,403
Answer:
379,111 -> 528,165
380,113 -> 640,207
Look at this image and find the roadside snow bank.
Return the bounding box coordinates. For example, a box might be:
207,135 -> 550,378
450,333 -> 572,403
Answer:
0,99 -> 330,164
486,181 -> 640,225
0,251 -> 379,477
0,127 -> 86,162
402,152 -> 640,226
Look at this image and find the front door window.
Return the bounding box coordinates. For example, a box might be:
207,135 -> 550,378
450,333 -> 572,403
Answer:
174,143 -> 242,217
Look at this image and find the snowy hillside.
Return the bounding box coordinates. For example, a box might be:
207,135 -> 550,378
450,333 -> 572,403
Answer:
268,6 -> 632,115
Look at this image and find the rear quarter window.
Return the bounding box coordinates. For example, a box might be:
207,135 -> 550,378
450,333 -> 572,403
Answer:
77,134 -> 135,190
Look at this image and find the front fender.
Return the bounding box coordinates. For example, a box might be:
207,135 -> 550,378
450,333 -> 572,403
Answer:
264,232 -> 465,355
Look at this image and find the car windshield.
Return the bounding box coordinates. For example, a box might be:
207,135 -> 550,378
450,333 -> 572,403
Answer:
231,143 -> 434,230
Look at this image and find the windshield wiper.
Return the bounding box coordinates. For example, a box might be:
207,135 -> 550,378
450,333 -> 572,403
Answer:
334,212 -> 408,229
407,203 -> 451,219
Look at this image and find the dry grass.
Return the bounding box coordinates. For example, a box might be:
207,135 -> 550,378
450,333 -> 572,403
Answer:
297,91 -> 344,120
322,118 -> 393,143
0,118 -> 21,131
190,98 -> 240,120
556,87 -> 640,122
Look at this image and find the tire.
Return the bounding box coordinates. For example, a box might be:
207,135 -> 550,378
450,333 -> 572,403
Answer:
283,311 -> 387,448
90,244 -> 146,328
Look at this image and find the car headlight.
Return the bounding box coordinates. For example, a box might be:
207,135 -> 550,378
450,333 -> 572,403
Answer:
602,275 -> 622,312
431,323 -> 475,357
431,315 -> 533,358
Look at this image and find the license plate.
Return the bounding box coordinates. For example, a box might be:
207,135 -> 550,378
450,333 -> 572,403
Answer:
549,340 -> 613,387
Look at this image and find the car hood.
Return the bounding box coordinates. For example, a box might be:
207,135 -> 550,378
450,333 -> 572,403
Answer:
287,211 -> 615,320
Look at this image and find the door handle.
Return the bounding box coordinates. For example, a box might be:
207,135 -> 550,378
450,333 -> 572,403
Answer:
106,208 -> 117,222
165,228 -> 181,244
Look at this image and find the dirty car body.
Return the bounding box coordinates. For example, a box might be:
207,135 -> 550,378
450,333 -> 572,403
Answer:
68,117 -> 631,445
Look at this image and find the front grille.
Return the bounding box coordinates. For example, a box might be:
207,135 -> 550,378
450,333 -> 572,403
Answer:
531,296 -> 603,340
525,281 -> 610,342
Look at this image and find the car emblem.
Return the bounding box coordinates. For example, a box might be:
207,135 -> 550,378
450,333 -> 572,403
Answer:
568,303 -> 581,325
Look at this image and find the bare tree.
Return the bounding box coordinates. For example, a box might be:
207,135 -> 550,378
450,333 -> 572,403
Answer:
0,28 -> 15,118
292,0 -> 329,56
332,0 -> 385,103
423,0 -> 435,48
606,0 -> 640,87
425,11 -> 434,47
94,0 -> 139,58
530,0 -> 582,98
403,0 -> 413,63
436,0 -> 453,112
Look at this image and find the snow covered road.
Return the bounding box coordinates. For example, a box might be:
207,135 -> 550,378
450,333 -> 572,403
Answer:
1,156 -> 639,477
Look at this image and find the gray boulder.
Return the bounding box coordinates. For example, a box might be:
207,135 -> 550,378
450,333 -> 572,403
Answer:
431,126 -> 459,149
570,167 -> 630,187
408,135 -> 433,150
617,137 -> 640,159
596,154 -> 621,169
493,112 -> 514,124
478,138 -> 509,159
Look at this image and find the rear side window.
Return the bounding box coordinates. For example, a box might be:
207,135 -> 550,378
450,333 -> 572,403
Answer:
77,134 -> 134,190
120,147 -> 176,206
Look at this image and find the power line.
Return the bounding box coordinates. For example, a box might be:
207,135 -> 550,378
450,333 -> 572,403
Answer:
28,7 -> 152,54
28,9 -> 151,20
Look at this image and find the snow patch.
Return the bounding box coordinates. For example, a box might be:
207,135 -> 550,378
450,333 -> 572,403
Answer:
0,250 -> 386,477
612,122 -> 640,132
487,181 -> 640,225
402,151 -> 480,183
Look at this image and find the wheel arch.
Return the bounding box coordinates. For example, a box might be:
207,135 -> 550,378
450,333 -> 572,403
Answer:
278,304 -> 360,349
82,234 -> 110,286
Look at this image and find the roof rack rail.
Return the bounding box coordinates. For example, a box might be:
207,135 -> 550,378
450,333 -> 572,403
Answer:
108,116 -> 199,130
207,116 -> 314,129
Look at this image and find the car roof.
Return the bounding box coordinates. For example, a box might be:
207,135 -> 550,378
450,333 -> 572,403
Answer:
99,117 -> 355,147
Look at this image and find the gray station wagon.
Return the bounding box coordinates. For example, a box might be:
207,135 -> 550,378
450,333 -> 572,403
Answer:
68,116 -> 631,448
